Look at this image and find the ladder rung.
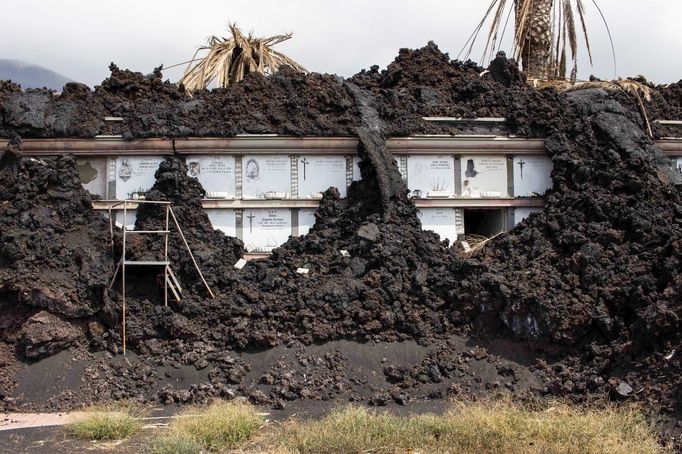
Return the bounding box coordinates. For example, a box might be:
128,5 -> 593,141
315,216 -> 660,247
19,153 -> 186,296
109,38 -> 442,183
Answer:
124,230 -> 171,234
123,260 -> 171,266
166,277 -> 181,301
166,267 -> 183,295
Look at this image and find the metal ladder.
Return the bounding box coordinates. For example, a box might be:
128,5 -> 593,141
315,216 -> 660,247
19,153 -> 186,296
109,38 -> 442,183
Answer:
108,200 -> 215,354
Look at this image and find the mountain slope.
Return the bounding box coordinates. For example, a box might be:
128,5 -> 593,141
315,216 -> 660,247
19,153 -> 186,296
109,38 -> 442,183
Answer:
0,59 -> 73,90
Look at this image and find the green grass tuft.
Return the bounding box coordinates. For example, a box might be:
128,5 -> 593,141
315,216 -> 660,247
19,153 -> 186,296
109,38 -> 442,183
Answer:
67,405 -> 143,441
142,433 -> 203,454
165,400 -> 264,452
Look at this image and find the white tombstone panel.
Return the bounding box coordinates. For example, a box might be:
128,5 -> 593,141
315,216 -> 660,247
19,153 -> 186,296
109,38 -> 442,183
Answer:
104,209 -> 136,230
298,209 -> 317,236
115,156 -> 164,200
242,208 -> 292,252
676,157 -> 682,172
298,156 -> 347,198
514,207 -> 543,225
77,157 -> 107,198
242,155 -> 291,199
353,156 -> 402,181
513,155 -> 553,197
407,155 -> 455,197
418,208 -> 457,243
461,155 -> 507,197
206,209 -> 237,237
186,155 -> 236,197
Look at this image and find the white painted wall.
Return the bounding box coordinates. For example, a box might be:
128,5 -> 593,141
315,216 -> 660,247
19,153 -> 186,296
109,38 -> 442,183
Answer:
103,209 -> 137,230
298,155 -> 347,198
242,155 -> 291,199
186,155 -> 235,197
242,208 -> 292,252
407,155 -> 455,196
513,155 -> 552,197
115,156 -> 164,199
206,209 -> 237,237
461,155 -> 507,197
514,207 -> 543,225
418,208 -> 457,243
298,208 -> 317,236
77,157 -> 107,198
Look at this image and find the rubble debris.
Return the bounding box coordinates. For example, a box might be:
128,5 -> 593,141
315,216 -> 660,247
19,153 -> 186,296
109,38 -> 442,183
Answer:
0,149 -> 113,364
0,43 -> 681,419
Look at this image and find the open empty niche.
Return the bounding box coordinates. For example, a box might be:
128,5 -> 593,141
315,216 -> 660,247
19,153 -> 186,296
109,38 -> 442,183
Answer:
463,209 -> 506,237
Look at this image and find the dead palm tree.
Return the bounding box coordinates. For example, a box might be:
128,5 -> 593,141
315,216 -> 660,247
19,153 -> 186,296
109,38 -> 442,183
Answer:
180,23 -> 306,92
463,0 -> 614,82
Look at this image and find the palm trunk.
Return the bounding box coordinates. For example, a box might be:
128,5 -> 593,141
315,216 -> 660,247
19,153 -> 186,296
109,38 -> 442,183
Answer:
516,0 -> 553,79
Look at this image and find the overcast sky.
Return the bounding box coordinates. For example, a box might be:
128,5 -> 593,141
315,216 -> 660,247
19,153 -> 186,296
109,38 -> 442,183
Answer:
2,0 -> 681,87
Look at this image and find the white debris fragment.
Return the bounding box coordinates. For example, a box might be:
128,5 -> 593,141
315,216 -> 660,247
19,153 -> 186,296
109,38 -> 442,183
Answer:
340,250 -> 350,257
665,350 -> 675,361
233,258 -> 247,270
296,268 -> 309,275
461,241 -> 472,253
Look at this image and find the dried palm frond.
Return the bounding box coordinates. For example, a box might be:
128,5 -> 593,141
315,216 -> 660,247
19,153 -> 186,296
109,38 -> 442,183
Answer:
180,23 -> 306,92
564,79 -> 654,136
463,0 -> 614,83
460,232 -> 504,258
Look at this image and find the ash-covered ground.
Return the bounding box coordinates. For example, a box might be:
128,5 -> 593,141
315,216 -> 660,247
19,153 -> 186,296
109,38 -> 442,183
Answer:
1,44 -> 681,428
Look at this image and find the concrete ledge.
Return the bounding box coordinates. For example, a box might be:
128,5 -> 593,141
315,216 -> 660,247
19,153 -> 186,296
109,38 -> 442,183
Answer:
92,197 -> 546,211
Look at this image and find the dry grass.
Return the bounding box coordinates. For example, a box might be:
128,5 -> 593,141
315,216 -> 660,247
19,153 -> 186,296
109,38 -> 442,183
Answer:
141,433 -> 203,454
180,23 -> 306,92
145,400 -> 265,453
267,401 -> 664,454
67,404 -> 144,441
460,232 -> 503,258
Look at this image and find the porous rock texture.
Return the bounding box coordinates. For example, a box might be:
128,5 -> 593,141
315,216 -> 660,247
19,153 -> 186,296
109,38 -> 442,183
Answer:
0,148 -> 114,362
0,43 -> 681,419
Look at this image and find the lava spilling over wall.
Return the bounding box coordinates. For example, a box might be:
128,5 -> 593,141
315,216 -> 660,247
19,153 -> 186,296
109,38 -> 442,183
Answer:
0,43 -> 681,412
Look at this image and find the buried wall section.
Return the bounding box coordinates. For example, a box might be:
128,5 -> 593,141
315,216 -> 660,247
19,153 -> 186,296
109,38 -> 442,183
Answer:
21,136 -> 682,252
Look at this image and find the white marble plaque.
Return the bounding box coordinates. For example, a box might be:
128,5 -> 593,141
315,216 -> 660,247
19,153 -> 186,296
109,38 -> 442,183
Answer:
77,157 -> 107,198
676,157 -> 682,173
242,208 -> 292,252
115,156 -> 164,200
242,155 -> 291,199
103,209 -> 137,230
513,155 -> 553,197
298,156 -> 347,198
298,209 -> 317,236
514,207 -> 543,225
418,208 -> 457,243
206,209 -> 237,237
407,155 -> 455,196
353,156 -> 402,181
186,155 -> 235,196
461,156 -> 507,197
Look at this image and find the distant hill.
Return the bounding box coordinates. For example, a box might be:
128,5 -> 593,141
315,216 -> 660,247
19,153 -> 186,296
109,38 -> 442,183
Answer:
0,59 -> 74,91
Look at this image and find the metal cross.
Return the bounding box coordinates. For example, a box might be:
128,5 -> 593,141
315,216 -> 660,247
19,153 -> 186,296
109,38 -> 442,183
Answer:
247,213 -> 256,233
300,157 -> 310,180
518,159 -> 526,179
